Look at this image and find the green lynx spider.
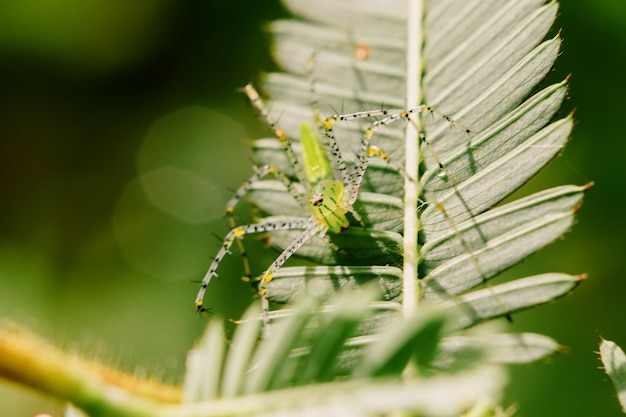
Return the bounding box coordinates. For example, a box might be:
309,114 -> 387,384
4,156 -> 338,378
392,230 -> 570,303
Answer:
194,81 -> 480,334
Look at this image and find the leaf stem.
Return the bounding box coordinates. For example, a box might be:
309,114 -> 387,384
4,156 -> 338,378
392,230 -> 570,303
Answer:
0,324 -> 180,417
403,0 -> 424,317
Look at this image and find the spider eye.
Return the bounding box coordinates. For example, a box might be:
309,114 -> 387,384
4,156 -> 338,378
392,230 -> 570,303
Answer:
310,193 -> 324,206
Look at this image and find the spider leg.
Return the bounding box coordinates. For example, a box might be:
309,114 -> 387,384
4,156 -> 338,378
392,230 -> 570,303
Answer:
195,218 -> 315,314
257,221 -> 324,338
244,84 -> 310,189
227,164 -> 308,282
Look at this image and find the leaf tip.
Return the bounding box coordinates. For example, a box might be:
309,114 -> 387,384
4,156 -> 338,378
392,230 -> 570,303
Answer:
556,344 -> 570,354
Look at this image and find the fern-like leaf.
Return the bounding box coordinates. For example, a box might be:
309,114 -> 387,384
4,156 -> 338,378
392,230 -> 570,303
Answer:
249,0 -> 586,331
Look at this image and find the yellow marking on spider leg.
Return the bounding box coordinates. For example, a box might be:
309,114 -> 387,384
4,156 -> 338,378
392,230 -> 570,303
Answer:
367,146 -> 388,159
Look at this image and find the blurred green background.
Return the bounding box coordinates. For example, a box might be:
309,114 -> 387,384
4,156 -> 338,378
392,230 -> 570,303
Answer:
0,0 -> 624,415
